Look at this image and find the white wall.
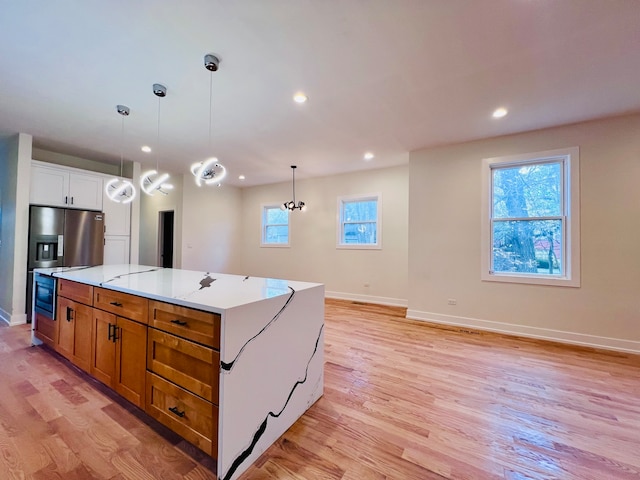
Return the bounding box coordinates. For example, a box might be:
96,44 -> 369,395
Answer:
138,169 -> 184,268
408,113 -> 640,352
180,176 -> 243,274
0,133 -> 31,325
238,166 -> 409,306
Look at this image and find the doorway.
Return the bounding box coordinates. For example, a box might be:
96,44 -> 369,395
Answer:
158,210 -> 174,268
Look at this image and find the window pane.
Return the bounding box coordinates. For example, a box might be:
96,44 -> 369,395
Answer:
343,200 -> 377,222
266,208 -> 288,224
343,222 -> 377,244
493,162 -> 562,218
492,220 -> 563,275
265,225 -> 289,244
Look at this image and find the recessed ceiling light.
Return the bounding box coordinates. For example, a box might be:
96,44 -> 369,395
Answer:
293,92 -> 308,104
141,145 -> 152,153
239,175 -> 246,180
492,107 -> 508,119
364,152 -> 375,161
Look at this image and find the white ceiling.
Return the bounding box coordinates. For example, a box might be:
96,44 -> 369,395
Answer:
1,0 -> 639,186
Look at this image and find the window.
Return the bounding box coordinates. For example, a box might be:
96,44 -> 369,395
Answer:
261,205 -> 289,246
337,194 -> 381,249
481,147 -> 580,286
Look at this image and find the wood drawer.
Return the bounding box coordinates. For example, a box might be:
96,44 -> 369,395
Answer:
147,328 -> 219,404
149,300 -> 220,348
34,312 -> 57,348
94,287 -> 148,324
58,279 -> 93,305
145,372 -> 217,457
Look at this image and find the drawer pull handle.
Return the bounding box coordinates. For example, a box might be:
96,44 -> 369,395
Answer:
170,319 -> 188,326
66,307 -> 74,322
168,406 -> 185,418
110,301 -> 123,307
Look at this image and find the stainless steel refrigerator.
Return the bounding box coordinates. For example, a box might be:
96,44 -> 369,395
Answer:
26,206 -> 105,322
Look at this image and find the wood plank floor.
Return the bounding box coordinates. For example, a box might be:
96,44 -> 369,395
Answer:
1,300 -> 639,479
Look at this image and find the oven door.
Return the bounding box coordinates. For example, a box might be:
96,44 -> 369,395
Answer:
34,274 -> 57,320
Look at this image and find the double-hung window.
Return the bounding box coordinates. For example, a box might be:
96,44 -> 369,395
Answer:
261,205 -> 289,246
481,147 -> 580,286
337,194 -> 381,249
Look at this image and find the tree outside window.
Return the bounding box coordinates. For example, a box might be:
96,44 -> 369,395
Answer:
481,147 -> 580,287
262,206 -> 289,246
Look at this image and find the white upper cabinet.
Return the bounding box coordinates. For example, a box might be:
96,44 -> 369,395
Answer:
30,162 -> 104,211
102,186 -> 131,235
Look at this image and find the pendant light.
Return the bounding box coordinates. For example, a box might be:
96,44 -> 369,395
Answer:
281,165 -> 306,211
141,83 -> 173,195
105,105 -> 137,204
191,54 -> 227,187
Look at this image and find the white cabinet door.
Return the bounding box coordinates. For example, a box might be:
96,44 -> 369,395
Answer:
102,188 -> 131,235
30,163 -> 104,211
30,165 -> 69,207
69,172 -> 103,210
104,236 -> 130,264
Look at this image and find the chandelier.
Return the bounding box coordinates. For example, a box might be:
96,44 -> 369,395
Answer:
281,165 -> 306,211
105,104 -> 136,204
191,54 -> 227,187
141,83 -> 173,195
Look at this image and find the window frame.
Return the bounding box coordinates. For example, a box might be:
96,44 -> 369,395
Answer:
336,193 -> 382,250
261,204 -> 290,248
481,147 -> 580,287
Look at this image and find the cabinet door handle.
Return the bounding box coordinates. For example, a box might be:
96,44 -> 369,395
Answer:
168,406 -> 185,418
110,301 -> 123,307
112,325 -> 119,342
64,196 -> 68,204
108,323 -> 114,341
170,319 -> 188,326
70,196 -> 74,205
66,306 -> 74,322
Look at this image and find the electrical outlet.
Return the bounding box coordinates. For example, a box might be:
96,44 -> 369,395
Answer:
447,298 -> 457,305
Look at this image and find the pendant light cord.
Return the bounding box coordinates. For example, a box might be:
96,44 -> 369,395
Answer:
156,95 -> 161,172
120,114 -> 125,177
208,69 -> 213,150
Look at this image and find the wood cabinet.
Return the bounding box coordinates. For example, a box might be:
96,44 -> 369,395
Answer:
57,296 -> 93,373
145,299 -> 220,458
91,309 -> 147,408
94,287 -> 148,324
34,311 -> 57,348
30,162 -> 103,211
146,372 -> 217,456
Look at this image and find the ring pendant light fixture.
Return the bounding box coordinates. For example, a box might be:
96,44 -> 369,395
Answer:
191,53 -> 227,187
105,105 -> 137,204
281,165 -> 306,211
141,83 -> 173,195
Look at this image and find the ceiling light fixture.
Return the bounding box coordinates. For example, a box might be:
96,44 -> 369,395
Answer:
239,175 -> 245,180
492,107 -> 508,118
364,152 -> 375,161
105,105 -> 136,204
191,54 -> 227,187
141,83 -> 173,195
281,165 -> 306,211
141,145 -> 151,153
293,92 -> 308,104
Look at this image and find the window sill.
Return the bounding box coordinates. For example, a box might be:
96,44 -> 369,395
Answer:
260,243 -> 290,248
482,272 -> 580,287
336,243 -> 381,250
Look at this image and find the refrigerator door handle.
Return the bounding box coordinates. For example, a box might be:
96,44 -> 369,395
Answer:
58,235 -> 64,257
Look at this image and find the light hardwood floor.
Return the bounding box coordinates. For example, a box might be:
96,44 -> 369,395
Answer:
1,300 -> 638,479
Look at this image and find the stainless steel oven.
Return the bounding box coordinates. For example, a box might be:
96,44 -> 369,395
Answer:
34,273 -> 56,320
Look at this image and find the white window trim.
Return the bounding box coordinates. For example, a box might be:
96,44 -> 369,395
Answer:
336,193 -> 382,250
261,204 -> 290,248
480,147 -> 580,287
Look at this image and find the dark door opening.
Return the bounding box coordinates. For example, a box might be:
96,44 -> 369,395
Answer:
158,210 -> 174,268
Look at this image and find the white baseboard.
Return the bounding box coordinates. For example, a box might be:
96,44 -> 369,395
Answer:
325,291 -> 407,308
406,309 -> 640,355
0,306 -> 27,326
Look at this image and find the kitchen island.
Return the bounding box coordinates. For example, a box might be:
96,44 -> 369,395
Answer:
33,264 -> 325,480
